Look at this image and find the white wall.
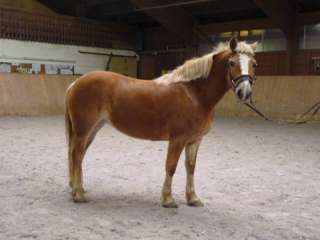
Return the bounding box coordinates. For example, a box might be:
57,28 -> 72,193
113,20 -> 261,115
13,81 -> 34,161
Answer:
0,39 -> 137,74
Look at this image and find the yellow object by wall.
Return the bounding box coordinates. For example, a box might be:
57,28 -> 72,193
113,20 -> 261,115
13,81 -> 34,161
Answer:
110,57 -> 137,77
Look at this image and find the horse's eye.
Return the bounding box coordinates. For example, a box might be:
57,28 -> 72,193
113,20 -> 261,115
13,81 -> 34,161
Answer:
229,60 -> 235,67
253,63 -> 258,68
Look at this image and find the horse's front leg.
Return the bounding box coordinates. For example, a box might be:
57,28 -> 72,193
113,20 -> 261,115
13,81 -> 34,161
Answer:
185,139 -> 204,207
161,139 -> 185,208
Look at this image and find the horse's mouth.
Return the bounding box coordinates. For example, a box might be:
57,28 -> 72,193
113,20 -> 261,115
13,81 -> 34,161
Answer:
235,80 -> 252,101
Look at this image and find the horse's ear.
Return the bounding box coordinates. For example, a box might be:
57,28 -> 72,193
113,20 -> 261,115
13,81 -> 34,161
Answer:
229,37 -> 238,52
251,42 -> 258,52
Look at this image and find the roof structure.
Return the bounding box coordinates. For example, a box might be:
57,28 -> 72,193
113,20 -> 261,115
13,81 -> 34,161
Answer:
37,0 -> 320,28
37,0 -> 320,74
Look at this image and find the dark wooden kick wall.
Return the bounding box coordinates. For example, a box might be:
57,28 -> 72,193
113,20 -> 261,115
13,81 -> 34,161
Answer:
139,25 -> 320,78
139,50 -> 320,79
256,50 -> 320,75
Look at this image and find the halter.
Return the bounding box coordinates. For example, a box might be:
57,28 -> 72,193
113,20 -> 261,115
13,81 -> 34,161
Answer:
230,74 -> 256,90
228,72 -> 269,120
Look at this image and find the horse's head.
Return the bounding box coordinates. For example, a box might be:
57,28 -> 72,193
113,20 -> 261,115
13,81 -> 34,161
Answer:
227,37 -> 258,102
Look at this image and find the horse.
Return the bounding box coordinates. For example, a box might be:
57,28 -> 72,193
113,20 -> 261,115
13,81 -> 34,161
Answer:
65,37 -> 258,208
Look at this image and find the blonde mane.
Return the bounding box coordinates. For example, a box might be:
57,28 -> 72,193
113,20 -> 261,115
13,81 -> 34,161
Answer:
154,41 -> 255,85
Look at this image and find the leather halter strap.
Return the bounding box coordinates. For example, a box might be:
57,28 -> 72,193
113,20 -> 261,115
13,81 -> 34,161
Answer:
231,74 -> 255,89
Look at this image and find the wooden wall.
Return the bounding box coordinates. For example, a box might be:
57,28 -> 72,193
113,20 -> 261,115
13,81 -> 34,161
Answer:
295,49 -> 320,75
256,50 -> 320,75
138,55 -> 156,79
0,74 -> 319,121
110,56 -> 138,77
0,74 -> 75,115
255,51 -> 287,75
141,27 -> 320,77
216,76 -> 320,121
139,51 -> 196,79
139,50 -> 320,79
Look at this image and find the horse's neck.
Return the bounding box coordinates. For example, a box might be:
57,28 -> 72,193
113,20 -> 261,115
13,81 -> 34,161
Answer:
187,53 -> 230,112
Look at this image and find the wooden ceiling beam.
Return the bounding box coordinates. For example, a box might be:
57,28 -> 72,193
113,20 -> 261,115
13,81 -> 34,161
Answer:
200,11 -> 320,35
199,18 -> 276,34
84,0 -> 119,7
130,0 -> 213,45
298,11 -> 320,25
130,0 -> 194,41
253,0 -> 295,34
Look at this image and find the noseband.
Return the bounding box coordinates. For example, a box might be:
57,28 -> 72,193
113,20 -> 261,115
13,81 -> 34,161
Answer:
230,74 -> 255,90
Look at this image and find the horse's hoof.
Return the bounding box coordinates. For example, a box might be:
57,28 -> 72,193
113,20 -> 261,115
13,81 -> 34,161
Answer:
71,188 -> 87,203
73,195 -> 87,203
187,199 -> 204,207
72,192 -> 87,203
162,200 -> 178,208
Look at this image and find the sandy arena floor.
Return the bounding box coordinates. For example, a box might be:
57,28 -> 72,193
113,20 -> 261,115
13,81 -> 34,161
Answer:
0,116 -> 319,240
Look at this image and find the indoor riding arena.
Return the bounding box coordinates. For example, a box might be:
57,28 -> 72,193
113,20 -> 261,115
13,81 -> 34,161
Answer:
1,1 -> 320,240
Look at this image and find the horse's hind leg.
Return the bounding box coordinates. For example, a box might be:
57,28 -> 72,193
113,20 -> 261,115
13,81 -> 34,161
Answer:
70,119 -> 105,202
185,139 -> 203,207
71,136 -> 87,202
161,138 -> 185,208
68,140 -> 74,188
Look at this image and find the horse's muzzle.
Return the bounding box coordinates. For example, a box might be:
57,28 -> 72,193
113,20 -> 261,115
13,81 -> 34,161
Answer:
234,76 -> 252,101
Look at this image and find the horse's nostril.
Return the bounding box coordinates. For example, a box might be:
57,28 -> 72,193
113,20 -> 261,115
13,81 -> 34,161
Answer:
237,90 -> 243,99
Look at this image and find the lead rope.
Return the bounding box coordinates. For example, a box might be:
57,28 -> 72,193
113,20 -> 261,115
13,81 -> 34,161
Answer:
243,99 -> 270,121
295,100 -> 320,124
233,75 -> 270,121
242,97 -> 320,124
230,72 -> 320,124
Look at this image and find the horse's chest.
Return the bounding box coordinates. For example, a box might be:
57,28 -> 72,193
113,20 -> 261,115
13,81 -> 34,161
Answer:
188,116 -> 213,136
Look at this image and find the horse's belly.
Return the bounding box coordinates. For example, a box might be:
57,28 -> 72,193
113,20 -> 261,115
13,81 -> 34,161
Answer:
109,113 -> 169,140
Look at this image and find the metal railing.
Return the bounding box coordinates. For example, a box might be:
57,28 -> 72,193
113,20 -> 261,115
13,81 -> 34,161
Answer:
0,7 -> 124,48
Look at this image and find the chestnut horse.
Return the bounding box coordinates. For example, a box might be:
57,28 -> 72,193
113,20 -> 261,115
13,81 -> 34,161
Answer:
65,37 -> 258,207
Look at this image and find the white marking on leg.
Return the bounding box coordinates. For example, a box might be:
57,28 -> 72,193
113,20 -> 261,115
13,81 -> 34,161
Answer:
186,174 -> 195,195
185,141 -> 200,201
163,173 -> 173,197
185,143 -> 197,195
